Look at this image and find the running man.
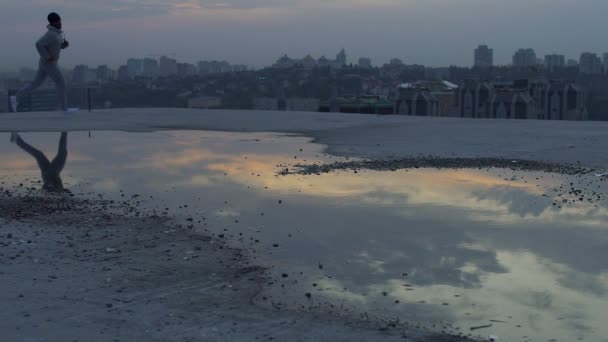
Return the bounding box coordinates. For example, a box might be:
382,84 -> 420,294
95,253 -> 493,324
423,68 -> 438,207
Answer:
10,132 -> 69,192
10,12 -> 78,113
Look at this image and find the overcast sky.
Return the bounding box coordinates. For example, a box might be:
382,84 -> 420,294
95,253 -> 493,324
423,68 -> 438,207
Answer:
1,0 -> 607,71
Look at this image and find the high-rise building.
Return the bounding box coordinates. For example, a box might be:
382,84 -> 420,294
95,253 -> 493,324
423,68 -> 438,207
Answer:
335,49 -> 347,68
72,65 -> 88,84
159,56 -> 178,76
126,58 -> 143,78
143,58 -> 159,77
603,53 -> 608,74
544,54 -> 565,70
579,52 -> 603,74
210,60 -> 231,73
177,63 -> 197,77
474,45 -> 493,68
117,65 -> 129,81
358,57 -> 372,69
513,49 -> 537,67
567,59 -> 579,67
96,65 -> 109,82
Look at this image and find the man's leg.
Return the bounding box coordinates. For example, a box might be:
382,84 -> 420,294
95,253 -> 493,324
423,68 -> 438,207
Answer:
14,135 -> 52,171
46,64 -> 67,110
15,65 -> 48,100
50,132 -> 68,173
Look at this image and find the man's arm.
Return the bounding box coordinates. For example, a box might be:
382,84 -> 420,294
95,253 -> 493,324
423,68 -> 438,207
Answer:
35,33 -> 52,61
61,40 -> 69,50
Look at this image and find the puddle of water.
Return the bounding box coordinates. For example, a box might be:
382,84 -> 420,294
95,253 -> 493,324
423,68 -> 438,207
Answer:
1,131 -> 608,341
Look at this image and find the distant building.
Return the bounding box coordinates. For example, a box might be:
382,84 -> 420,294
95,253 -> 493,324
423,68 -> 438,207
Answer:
529,80 -> 588,120
603,53 -> 608,74
454,79 -> 587,120
188,96 -> 222,109
232,65 -> 248,72
319,95 -> 394,114
0,91 -> 7,112
579,52 -> 603,74
285,98 -> 320,112
199,60 -> 233,74
398,87 -> 438,116
397,80 -> 458,117
159,56 -> 178,76
253,97 -> 280,110
300,55 -> 317,69
177,63 -> 197,77
198,61 -> 211,75
117,65 -> 129,81
96,65 -> 110,82
389,58 -> 405,67
72,65 -> 88,84
143,58 -> 159,77
544,54 -> 565,70
513,49 -> 537,67
334,49 -> 347,68
86,69 -> 97,83
474,45 -> 493,68
127,58 -> 143,78
567,59 -> 578,67
317,56 -> 331,68
358,57 -> 372,69
273,55 -> 296,69
14,88 -> 61,112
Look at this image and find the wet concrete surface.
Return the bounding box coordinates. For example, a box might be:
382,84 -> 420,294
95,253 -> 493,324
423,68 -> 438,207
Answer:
0,187 -> 469,342
2,130 -> 608,341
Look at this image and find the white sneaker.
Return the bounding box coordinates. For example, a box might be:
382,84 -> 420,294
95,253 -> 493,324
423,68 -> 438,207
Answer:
10,96 -> 18,112
64,108 -> 79,113
10,132 -> 20,143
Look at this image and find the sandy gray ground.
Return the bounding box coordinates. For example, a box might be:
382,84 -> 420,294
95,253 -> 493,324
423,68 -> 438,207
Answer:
2,108 -> 608,168
0,186 -> 473,342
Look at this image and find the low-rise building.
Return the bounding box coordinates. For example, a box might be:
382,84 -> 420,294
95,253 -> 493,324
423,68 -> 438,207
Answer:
397,80 -> 457,117
453,79 -> 587,120
188,96 -> 222,109
319,95 -> 394,114
285,98 -> 320,112
253,97 -> 280,110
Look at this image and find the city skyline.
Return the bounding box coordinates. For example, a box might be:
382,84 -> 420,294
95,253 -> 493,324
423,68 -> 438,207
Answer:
2,0 -> 608,71
4,46 -> 608,75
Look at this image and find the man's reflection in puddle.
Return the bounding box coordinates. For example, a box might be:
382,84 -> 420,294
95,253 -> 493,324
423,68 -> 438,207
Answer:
11,132 -> 69,192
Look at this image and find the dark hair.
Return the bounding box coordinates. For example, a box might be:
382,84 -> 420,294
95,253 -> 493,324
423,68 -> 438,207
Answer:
47,12 -> 61,24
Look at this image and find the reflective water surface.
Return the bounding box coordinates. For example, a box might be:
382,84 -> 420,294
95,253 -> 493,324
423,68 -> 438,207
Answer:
1,131 -> 607,342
